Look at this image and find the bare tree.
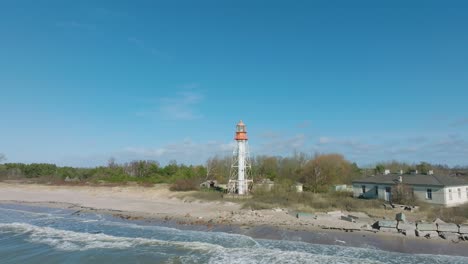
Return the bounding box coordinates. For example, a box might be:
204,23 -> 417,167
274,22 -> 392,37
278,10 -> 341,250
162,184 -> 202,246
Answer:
108,157 -> 117,168
0,154 -> 6,164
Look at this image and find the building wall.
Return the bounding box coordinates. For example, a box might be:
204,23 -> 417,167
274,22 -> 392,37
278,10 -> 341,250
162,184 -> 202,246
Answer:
353,183 -> 468,206
353,183 -> 393,201
444,185 -> 468,207
412,186 -> 445,205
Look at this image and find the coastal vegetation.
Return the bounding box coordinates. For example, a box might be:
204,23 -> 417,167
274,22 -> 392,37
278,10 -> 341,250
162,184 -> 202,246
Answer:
1,152 -> 468,223
0,159 -> 206,186
0,152 -> 466,190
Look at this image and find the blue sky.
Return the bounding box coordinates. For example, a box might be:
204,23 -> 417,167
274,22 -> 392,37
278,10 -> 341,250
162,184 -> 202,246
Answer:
1,0 -> 468,167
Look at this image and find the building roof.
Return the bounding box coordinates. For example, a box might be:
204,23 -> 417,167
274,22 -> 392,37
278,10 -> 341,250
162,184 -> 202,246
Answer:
353,173 -> 468,187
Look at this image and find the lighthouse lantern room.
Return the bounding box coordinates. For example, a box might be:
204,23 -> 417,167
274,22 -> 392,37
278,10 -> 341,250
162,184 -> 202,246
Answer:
228,120 -> 253,195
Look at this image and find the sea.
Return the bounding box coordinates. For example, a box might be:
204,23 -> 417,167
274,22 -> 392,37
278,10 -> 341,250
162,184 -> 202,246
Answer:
0,204 -> 467,264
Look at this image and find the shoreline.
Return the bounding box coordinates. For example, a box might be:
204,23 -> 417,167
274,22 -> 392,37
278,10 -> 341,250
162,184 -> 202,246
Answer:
0,183 -> 467,257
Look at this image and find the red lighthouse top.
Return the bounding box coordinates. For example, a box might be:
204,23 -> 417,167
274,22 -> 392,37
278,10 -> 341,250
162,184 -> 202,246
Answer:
235,120 -> 248,140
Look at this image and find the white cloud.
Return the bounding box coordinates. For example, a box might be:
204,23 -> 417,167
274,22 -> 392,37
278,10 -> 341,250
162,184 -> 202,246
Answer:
121,139 -> 234,165
297,120 -> 312,128
158,92 -> 204,120
137,91 -> 204,121
127,36 -> 171,60
128,37 -> 144,47
257,134 -> 308,155
451,118 -> 468,127
179,83 -> 200,90
318,137 -> 332,144
56,21 -> 96,30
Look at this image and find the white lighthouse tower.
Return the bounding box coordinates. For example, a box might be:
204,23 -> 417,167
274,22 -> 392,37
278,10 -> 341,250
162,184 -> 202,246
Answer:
228,120 -> 252,195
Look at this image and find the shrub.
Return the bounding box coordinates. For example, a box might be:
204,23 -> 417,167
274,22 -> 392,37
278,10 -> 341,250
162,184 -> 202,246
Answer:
391,183 -> 416,205
189,190 -> 224,201
169,179 -> 199,191
427,203 -> 468,224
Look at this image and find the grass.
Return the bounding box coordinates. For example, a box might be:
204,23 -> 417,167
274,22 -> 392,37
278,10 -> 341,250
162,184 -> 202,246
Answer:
169,178 -> 200,191
186,187 -> 467,226
425,203 -> 468,224
243,188 -> 383,214
188,190 -> 224,200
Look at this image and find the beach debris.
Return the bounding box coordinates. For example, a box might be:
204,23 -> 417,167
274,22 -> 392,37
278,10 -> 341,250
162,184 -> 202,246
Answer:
416,230 -> 438,239
439,232 -> 460,242
395,212 -> 406,222
459,224 -> 468,234
437,223 -> 458,233
403,229 -> 417,237
433,218 -> 446,224
377,220 -> 398,229
335,239 -> 346,244
391,203 -> 418,212
340,215 -> 356,223
397,222 -> 416,236
71,210 -> 81,216
185,213 -> 191,218
417,223 -> 437,232
296,212 -> 317,219
360,224 -> 372,230
380,227 -> 399,233
460,233 -> 468,241
382,203 -> 393,210
327,211 -> 343,218
347,214 -> 360,221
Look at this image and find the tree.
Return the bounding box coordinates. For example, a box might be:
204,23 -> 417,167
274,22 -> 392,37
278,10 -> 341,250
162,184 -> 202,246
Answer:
0,154 -> 5,164
374,164 -> 385,175
107,157 -> 117,168
416,162 -> 432,174
391,183 -> 415,205
254,155 -> 279,180
205,156 -> 231,183
301,153 -> 353,192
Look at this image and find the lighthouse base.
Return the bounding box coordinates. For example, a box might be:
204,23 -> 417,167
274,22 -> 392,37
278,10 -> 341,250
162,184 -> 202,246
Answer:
227,179 -> 253,195
222,193 -> 252,199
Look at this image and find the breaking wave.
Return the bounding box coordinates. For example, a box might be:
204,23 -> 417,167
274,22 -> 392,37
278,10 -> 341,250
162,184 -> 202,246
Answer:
1,205 -> 468,264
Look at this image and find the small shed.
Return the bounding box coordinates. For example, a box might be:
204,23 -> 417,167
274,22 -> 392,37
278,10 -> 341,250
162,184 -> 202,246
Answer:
294,182 -> 303,193
200,180 -> 218,189
255,179 -> 275,191
332,184 -> 348,192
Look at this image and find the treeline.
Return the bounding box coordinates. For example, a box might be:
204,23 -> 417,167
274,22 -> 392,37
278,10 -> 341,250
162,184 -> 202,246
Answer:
1,152 -> 466,191
205,152 -> 362,192
0,160 -> 206,185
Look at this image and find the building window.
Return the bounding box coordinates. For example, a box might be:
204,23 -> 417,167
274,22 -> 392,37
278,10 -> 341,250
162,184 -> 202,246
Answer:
426,189 -> 432,200
361,185 -> 366,194
458,188 -> 462,199
449,189 -> 453,200
375,186 -> 378,196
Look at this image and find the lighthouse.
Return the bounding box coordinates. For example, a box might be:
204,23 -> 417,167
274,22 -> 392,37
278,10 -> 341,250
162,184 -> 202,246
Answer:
228,120 -> 252,195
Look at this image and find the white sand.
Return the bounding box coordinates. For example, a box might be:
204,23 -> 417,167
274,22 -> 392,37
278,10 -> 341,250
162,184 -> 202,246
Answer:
0,182 -> 384,234
0,182 -> 240,220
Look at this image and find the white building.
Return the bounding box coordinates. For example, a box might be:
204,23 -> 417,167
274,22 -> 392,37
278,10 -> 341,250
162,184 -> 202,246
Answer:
352,172 -> 468,207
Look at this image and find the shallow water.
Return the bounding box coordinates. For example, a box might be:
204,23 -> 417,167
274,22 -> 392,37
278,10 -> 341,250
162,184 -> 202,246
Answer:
0,204 -> 466,264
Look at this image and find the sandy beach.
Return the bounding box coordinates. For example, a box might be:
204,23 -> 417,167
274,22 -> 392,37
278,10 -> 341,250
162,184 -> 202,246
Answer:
1,182 -> 467,257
